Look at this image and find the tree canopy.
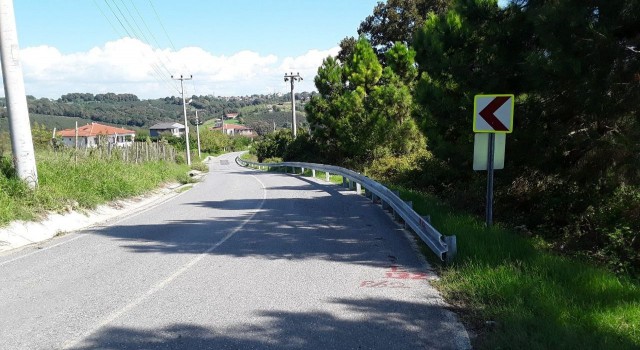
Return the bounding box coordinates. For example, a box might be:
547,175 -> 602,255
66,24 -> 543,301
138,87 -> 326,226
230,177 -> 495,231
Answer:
412,0 -> 640,272
306,37 -> 425,167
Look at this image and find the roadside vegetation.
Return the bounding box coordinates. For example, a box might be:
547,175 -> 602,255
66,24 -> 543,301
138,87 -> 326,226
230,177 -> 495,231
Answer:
0,125 -> 212,227
249,0 -> 640,348
399,188 -> 640,349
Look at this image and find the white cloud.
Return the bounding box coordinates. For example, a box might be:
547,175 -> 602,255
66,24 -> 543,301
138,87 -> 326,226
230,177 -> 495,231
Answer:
9,37 -> 338,99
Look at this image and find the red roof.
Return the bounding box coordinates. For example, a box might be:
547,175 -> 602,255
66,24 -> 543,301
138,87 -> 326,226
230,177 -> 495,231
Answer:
57,123 -> 136,137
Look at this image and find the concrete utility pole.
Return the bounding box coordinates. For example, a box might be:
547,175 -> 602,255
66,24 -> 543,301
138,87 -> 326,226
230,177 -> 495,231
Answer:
284,72 -> 302,137
0,0 -> 38,188
171,74 -> 192,166
195,109 -> 202,158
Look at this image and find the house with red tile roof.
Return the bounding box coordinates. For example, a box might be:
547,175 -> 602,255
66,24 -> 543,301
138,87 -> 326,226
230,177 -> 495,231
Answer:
224,112 -> 239,120
210,124 -> 255,137
57,122 -> 136,148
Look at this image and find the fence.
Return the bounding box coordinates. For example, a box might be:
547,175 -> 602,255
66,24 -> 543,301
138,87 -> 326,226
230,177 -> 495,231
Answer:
236,156 -> 457,263
55,141 -> 177,163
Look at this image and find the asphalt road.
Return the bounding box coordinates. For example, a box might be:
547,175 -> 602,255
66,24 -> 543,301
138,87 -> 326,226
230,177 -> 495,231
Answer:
0,152 -> 470,349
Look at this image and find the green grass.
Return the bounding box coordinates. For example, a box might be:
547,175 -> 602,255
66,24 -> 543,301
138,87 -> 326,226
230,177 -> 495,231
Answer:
304,169 -> 343,184
240,152 -> 257,162
0,150 -> 192,226
395,187 -> 640,349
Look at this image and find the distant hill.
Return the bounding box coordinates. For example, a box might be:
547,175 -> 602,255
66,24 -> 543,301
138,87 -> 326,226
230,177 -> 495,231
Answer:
0,114 -> 93,133
0,92 -> 315,134
238,102 -> 308,135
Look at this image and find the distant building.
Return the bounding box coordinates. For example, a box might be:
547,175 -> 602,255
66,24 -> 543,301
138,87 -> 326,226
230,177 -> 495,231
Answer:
57,122 -> 135,148
211,124 -> 255,137
149,122 -> 185,137
224,112 -> 239,120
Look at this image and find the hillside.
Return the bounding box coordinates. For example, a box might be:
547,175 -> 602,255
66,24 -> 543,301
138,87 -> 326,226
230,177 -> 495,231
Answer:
0,93 -> 312,136
238,102 -> 307,135
0,114 -> 92,132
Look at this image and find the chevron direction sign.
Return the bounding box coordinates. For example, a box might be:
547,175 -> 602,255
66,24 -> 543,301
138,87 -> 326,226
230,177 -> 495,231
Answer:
473,94 -> 514,133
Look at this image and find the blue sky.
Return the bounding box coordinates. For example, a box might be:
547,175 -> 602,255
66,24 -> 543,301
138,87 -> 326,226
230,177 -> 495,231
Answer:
9,0 -> 380,99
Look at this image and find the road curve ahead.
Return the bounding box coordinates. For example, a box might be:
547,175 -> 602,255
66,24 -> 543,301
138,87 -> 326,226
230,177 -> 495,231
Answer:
0,152 -> 470,349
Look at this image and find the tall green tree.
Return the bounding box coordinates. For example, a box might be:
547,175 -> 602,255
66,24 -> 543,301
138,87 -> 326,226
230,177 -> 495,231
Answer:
413,0 -> 640,272
307,38 -> 425,167
358,0 -> 451,58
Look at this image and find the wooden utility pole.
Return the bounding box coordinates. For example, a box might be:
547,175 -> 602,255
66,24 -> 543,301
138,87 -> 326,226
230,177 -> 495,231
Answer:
0,0 -> 38,187
284,72 -> 302,137
171,74 -> 192,165
195,109 -> 201,158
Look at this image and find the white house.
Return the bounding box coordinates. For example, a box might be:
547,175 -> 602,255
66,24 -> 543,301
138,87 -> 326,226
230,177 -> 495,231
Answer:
57,122 -> 136,148
211,124 -> 256,137
149,122 -> 185,137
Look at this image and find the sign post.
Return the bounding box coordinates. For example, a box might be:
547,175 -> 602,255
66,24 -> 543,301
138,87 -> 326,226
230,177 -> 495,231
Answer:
486,133 -> 495,226
473,94 -> 514,227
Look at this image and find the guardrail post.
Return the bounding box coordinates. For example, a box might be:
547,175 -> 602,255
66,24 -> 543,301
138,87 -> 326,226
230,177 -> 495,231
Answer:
356,183 -> 361,194
382,200 -> 390,210
422,215 -> 431,224
349,180 -> 356,191
301,167 -> 305,175
312,169 -> 316,178
342,177 -> 348,188
326,172 -> 330,181
372,193 -> 379,203
444,235 -> 457,263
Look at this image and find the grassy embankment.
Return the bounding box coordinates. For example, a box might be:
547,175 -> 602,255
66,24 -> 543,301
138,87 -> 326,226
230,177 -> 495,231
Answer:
0,150 -> 200,227
239,153 -> 640,349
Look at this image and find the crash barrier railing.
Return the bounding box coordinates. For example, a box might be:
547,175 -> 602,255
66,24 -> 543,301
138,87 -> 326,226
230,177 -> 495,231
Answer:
235,157 -> 456,262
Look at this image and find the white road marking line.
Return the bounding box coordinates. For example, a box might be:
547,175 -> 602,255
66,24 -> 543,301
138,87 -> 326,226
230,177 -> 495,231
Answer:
63,174 -> 268,349
0,234 -> 87,267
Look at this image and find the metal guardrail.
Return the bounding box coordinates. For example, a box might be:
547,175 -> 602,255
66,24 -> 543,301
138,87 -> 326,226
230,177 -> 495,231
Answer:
236,157 -> 457,262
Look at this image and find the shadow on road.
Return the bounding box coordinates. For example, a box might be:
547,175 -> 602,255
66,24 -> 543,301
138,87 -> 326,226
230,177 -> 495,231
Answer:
71,297 -> 463,350
86,171 -> 413,269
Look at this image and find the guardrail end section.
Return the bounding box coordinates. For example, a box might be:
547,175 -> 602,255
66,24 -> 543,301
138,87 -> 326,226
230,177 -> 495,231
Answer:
443,235 -> 457,263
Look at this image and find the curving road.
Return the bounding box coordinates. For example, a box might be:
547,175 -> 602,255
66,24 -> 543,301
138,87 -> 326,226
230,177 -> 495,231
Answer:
0,152 -> 470,349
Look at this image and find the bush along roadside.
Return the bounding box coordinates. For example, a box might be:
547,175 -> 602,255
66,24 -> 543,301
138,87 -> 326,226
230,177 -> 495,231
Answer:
395,187 -> 640,350
0,149 -> 198,227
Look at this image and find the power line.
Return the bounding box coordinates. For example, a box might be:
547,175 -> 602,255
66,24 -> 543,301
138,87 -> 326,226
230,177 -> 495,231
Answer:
145,0 -> 191,77
102,0 -> 132,37
148,0 -> 176,51
127,0 -> 176,77
95,0 -> 200,96
93,0 -> 124,37
98,0 -> 179,93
